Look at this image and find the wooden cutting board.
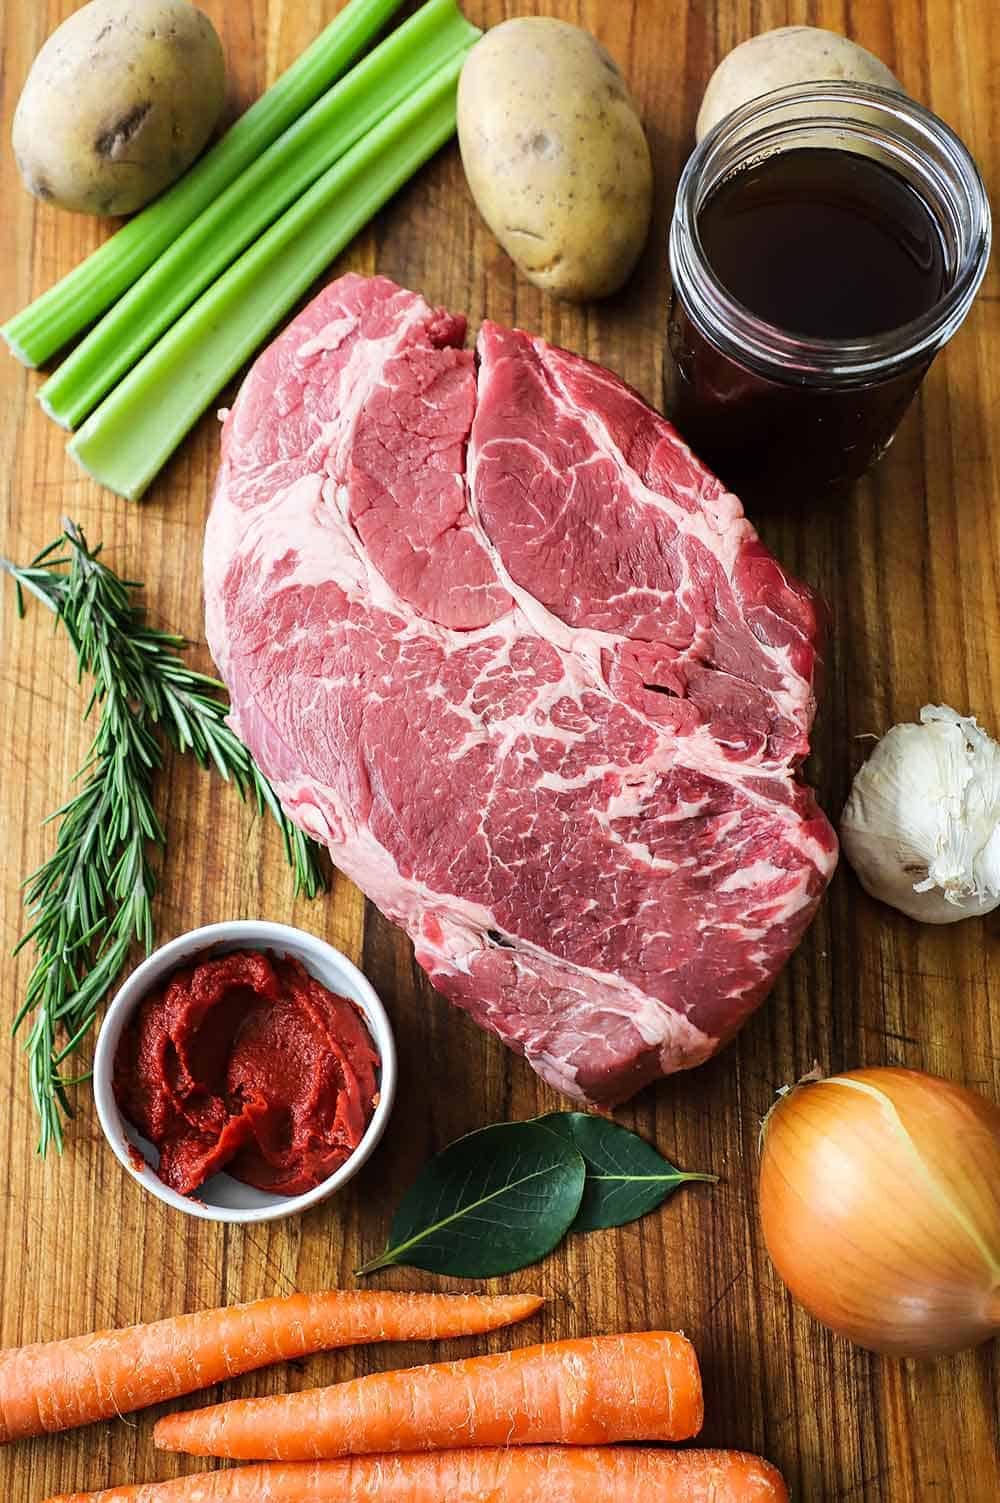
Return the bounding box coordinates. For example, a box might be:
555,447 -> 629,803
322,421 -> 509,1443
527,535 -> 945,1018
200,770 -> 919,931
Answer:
1,2 -> 998,1498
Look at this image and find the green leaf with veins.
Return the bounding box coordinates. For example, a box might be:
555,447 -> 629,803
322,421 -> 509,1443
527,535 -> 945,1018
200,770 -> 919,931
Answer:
538,1112 -> 717,1232
357,1121 -> 586,1278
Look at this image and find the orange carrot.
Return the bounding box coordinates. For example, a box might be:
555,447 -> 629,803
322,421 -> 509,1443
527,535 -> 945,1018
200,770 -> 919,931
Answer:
42,1448 -> 788,1502
0,1290 -> 541,1445
153,1331 -> 702,1460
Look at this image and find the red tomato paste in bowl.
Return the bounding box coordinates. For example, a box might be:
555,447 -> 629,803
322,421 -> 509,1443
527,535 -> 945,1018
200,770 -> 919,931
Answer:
112,949 -> 380,1197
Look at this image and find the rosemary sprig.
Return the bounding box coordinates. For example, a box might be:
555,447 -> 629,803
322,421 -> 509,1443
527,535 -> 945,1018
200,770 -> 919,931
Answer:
2,520 -> 327,1154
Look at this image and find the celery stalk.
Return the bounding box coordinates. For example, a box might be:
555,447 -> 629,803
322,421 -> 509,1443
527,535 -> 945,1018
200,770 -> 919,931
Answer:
38,0 -> 476,430
2,0 -> 404,369
69,51 -> 470,503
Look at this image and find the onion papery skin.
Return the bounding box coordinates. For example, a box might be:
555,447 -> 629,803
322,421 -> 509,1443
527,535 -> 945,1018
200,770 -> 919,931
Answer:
759,1067 -> 1000,1358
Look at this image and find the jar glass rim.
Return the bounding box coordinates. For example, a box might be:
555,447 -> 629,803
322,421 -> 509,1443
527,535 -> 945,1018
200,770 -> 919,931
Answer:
669,81 -> 992,387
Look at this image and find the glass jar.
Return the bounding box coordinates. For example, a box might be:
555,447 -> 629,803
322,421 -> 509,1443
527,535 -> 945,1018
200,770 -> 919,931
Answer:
667,82 -> 991,503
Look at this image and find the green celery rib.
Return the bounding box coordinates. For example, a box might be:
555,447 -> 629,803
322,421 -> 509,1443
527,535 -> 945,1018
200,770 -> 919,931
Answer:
1,0 -> 404,369
69,49 -> 472,503
38,0 -> 476,430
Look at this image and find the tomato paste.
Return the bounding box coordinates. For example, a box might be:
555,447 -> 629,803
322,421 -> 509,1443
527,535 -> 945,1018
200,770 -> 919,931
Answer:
113,950 -> 380,1197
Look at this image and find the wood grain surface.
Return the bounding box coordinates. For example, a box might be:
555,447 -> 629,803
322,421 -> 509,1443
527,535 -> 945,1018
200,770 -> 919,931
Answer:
1,2 -> 998,1499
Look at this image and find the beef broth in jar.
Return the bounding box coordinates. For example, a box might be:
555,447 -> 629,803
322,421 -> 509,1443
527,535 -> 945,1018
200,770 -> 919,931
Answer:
667,84 -> 991,504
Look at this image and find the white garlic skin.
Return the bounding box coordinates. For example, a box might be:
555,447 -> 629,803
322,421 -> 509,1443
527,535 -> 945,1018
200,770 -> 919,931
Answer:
840,705 -> 1000,924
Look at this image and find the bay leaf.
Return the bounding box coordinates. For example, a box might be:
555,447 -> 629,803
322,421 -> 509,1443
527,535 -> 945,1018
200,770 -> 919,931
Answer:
538,1112 -> 716,1232
356,1120 -> 586,1278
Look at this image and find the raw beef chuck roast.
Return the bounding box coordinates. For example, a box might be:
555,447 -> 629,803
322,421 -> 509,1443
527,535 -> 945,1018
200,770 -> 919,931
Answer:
205,274 -> 837,1105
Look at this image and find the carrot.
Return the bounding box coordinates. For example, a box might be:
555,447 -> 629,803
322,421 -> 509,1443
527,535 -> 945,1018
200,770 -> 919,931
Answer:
42,1447 -> 789,1502
153,1331 -> 702,1460
0,1290 -> 541,1445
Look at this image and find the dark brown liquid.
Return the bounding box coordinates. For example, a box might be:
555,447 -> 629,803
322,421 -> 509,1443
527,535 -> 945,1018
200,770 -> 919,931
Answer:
668,148 -> 950,503
698,147 -> 947,338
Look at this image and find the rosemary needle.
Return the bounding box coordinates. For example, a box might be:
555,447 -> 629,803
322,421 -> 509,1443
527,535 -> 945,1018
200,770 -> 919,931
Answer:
2,519 -> 327,1154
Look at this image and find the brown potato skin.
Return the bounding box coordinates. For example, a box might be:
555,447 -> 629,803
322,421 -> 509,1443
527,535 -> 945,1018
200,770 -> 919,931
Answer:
13,0 -> 226,217
458,18 -> 653,302
696,26 -> 902,142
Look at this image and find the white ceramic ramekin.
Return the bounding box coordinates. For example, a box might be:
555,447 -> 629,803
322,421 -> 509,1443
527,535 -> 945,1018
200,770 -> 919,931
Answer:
93,920 -> 396,1224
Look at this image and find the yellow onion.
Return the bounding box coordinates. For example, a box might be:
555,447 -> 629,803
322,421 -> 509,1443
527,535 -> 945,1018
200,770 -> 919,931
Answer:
759,1066 -> 1000,1358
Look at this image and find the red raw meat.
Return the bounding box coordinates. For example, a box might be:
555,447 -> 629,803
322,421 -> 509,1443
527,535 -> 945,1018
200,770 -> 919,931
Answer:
205,274 -> 837,1105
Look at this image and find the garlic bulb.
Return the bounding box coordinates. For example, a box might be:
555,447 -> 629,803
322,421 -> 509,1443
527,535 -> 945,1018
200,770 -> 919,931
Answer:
840,704 -> 1000,922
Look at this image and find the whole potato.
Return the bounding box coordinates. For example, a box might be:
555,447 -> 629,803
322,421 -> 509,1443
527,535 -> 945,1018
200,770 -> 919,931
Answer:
458,18 -> 653,301
13,0 -> 226,216
696,26 -> 902,141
